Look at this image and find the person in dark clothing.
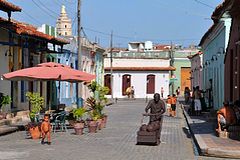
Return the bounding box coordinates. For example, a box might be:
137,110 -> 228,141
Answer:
145,93 -> 165,123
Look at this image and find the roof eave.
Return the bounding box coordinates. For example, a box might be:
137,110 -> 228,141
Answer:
0,0 -> 22,12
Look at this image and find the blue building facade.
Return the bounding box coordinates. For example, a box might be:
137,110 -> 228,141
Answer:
57,37 -> 78,107
199,18 -> 231,110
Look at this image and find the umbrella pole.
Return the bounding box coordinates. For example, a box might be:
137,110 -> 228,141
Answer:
58,81 -> 60,105
49,81 -> 52,112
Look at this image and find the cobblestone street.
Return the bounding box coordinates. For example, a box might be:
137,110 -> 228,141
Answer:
0,100 -> 232,160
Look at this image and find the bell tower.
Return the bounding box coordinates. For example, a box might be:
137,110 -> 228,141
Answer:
56,5 -> 72,36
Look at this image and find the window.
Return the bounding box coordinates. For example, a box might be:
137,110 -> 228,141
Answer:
122,74 -> 131,95
104,74 -> 112,95
146,75 -> 155,94
65,25 -> 67,28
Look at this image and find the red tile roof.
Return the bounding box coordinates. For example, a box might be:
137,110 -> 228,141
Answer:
0,17 -> 69,45
187,51 -> 203,59
0,0 -> 21,12
153,45 -> 171,51
211,0 -> 233,22
104,66 -> 175,71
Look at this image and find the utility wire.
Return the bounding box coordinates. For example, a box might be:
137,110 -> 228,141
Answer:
31,0 -> 57,19
22,10 -> 43,25
151,0 -> 209,18
83,26 -> 199,42
194,0 -> 215,9
36,0 -> 59,16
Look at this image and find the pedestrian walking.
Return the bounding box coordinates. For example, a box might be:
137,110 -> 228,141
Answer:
176,86 -> 180,97
160,87 -> 164,98
130,86 -> 135,98
126,86 -> 131,98
193,86 -> 202,116
166,95 -> 172,116
184,87 -> 190,104
171,94 -> 177,117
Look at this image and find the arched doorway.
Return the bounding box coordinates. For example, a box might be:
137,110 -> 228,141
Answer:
104,74 -> 112,95
147,74 -> 155,94
122,74 -> 131,95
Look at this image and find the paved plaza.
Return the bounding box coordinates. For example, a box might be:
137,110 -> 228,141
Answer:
0,99 -> 235,160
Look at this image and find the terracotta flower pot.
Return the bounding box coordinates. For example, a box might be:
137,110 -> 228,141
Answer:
29,126 -> 41,139
101,115 -> 108,128
97,119 -> 102,130
88,120 -> 98,133
74,122 -> 85,135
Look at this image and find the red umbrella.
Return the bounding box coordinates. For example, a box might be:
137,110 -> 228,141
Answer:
2,62 -> 95,82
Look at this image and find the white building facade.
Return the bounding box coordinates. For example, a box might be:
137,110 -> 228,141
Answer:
104,42 -> 175,99
188,51 -> 203,90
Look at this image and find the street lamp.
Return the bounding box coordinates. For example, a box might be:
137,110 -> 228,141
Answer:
211,55 -> 217,61
217,47 -> 225,56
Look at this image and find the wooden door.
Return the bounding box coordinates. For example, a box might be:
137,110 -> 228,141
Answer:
122,74 -> 131,95
104,74 -> 111,95
181,67 -> 191,93
147,75 -> 155,94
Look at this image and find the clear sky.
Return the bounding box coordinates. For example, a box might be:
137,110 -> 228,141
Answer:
1,0 -> 222,48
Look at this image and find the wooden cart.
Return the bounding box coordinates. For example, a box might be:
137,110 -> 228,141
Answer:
136,113 -> 163,145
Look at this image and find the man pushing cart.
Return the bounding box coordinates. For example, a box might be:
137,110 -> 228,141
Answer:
137,93 -> 165,145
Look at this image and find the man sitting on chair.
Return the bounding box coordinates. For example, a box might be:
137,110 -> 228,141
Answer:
216,102 -> 236,133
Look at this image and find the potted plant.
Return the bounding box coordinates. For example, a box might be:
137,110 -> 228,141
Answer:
87,109 -> 100,133
25,92 -> 44,139
86,81 -> 110,130
72,107 -> 86,135
0,94 -> 11,120
96,85 -> 109,129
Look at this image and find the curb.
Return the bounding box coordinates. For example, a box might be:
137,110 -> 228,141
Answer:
181,104 -> 203,155
181,104 -> 240,159
0,126 -> 18,136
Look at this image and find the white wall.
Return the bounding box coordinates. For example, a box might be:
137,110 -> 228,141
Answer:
105,71 -> 170,99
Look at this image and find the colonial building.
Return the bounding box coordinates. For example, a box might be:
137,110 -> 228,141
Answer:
188,51 -> 203,91
215,0 -> 240,103
56,5 -> 105,106
199,0 -> 231,109
0,1 -> 68,112
171,47 -> 197,95
104,41 -> 175,99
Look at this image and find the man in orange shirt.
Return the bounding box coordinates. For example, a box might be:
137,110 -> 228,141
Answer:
216,102 -> 236,133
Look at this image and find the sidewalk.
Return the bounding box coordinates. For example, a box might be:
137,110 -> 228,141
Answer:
181,103 -> 240,159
